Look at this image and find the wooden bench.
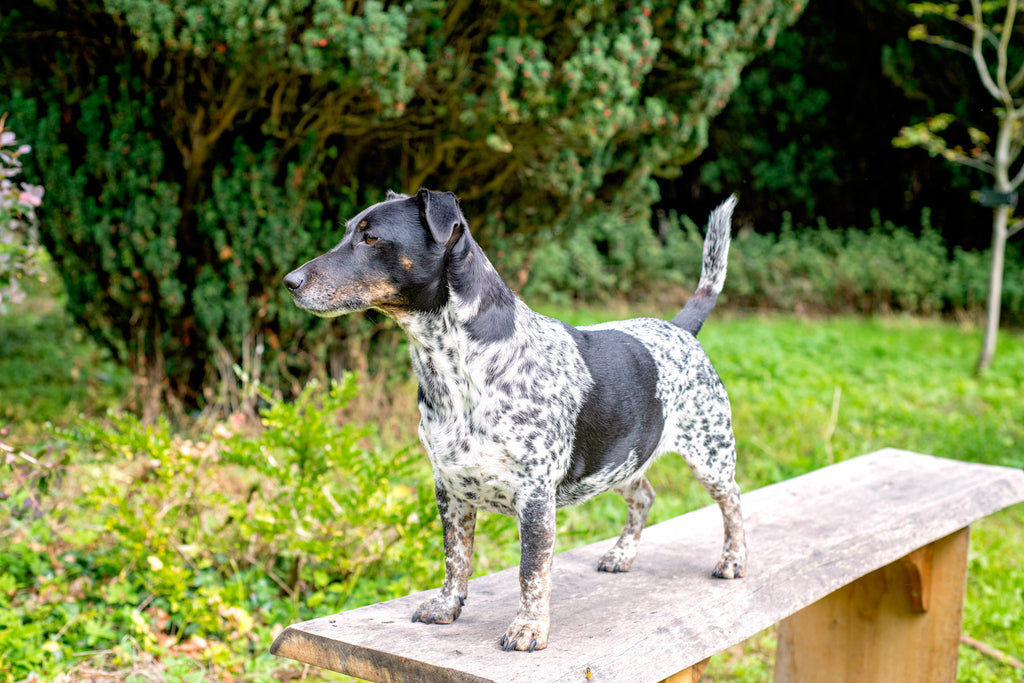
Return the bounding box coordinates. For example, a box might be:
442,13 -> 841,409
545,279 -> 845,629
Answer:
270,449 -> 1024,682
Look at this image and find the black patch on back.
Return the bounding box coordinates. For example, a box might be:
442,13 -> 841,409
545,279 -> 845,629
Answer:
557,325 -> 665,500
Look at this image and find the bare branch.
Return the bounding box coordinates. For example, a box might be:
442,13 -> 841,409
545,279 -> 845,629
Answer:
1009,61 -> 1024,92
995,0 -> 1018,95
953,154 -> 997,174
918,33 -> 974,57
1009,153 -> 1024,190
970,0 -> 1007,101
953,15 -> 1001,50
1008,217 -> 1024,238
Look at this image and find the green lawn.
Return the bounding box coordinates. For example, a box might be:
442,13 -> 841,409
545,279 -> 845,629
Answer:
1,298 -> 1022,682
0,292 -> 128,438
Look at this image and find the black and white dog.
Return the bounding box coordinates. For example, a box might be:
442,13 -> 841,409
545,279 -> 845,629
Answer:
284,189 -> 745,652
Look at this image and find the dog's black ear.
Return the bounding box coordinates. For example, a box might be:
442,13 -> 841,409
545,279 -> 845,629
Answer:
417,188 -> 465,249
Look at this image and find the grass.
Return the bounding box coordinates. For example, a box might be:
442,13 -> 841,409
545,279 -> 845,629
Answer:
0,281 -> 129,442
1,293 -> 1022,682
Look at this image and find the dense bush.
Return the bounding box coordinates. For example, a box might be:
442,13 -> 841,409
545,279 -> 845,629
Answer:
0,0 -> 804,409
640,209 -> 1024,324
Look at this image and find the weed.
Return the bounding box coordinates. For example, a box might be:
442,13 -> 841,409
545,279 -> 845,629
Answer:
1,374 -> 441,682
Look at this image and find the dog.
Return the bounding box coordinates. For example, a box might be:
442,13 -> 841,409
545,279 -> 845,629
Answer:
284,189 -> 745,652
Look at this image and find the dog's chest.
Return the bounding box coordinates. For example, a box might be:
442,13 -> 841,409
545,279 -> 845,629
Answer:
410,323 -> 587,515
415,383 -> 577,515
414,408 -> 531,516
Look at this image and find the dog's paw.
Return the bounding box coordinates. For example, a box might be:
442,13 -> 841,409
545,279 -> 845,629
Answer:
411,593 -> 464,624
712,554 -> 746,579
596,547 -> 634,573
499,617 -> 549,652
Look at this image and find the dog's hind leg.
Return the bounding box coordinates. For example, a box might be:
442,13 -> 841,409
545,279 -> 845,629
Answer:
412,484 -> 477,624
597,476 -> 656,573
681,443 -> 747,579
707,477 -> 746,579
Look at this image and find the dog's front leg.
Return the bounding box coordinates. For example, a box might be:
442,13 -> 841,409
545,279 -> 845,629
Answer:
500,488 -> 556,652
412,483 -> 476,624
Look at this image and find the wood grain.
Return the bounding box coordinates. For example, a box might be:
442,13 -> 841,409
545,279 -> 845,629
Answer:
774,527 -> 969,683
270,449 -> 1024,683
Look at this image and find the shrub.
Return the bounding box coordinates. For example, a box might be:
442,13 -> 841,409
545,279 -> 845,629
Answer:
0,374 -> 441,680
660,209 -> 1023,323
0,1 -> 805,409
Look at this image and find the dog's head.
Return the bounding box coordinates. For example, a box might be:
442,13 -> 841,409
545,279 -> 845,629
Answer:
284,189 -> 469,318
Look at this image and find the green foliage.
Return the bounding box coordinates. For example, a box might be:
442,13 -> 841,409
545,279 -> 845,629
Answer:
0,373 -> 440,681
494,202 -> 1024,318
895,1 -> 1024,185
893,112 -> 994,165
517,204 -> 694,303
679,2 -> 997,247
695,27 -> 840,219
0,0 -> 805,407
960,506 -> 1024,682
217,375 -> 440,606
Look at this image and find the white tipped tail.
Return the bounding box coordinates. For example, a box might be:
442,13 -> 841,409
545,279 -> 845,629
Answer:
671,195 -> 736,336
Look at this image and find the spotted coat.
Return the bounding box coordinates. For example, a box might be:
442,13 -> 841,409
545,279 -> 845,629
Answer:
284,189 -> 746,652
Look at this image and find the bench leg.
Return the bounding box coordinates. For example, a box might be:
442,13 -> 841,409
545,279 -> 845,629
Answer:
660,657 -> 710,683
773,526 -> 970,683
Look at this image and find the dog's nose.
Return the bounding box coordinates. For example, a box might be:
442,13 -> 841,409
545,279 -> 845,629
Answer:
284,270 -> 305,292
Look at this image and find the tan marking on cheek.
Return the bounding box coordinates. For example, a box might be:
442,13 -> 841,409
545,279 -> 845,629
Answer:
330,279 -> 401,305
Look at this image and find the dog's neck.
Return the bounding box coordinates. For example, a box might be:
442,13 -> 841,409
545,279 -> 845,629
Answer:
401,238 -> 520,345
399,241 -> 523,418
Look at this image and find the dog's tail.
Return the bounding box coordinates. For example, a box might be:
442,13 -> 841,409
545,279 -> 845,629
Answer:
671,194 -> 737,336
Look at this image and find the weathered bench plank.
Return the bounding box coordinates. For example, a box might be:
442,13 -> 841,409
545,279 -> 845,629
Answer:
271,449 -> 1024,682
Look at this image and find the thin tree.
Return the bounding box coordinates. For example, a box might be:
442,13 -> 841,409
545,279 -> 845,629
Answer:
894,0 -> 1024,371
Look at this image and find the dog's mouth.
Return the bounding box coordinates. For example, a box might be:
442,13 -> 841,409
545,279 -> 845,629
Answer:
293,301 -> 349,319
290,289 -> 367,318
289,280 -> 404,318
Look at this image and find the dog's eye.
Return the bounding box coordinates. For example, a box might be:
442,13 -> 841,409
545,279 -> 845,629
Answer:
362,235 -> 379,246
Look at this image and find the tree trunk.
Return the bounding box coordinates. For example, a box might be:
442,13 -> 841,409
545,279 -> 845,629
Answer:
977,203 -> 1009,371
